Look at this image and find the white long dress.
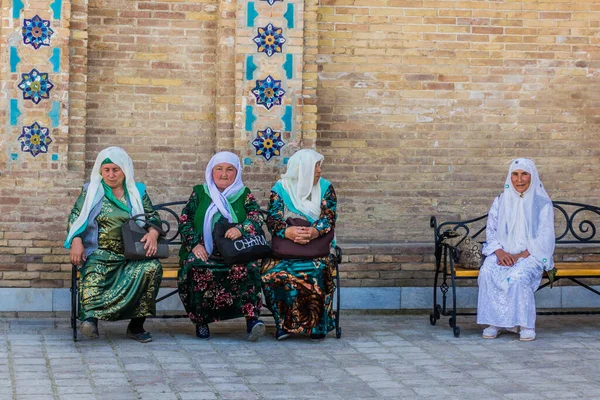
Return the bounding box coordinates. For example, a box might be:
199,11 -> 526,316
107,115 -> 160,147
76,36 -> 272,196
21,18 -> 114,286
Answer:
477,196 -> 554,329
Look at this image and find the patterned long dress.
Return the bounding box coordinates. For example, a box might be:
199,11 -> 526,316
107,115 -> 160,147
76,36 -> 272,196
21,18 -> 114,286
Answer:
68,189 -> 163,321
261,184 -> 337,336
177,189 -> 264,326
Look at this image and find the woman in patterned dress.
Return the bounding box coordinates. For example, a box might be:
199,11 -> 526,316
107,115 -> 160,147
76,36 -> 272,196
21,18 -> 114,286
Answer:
177,151 -> 265,341
65,147 -> 163,343
261,149 -> 338,341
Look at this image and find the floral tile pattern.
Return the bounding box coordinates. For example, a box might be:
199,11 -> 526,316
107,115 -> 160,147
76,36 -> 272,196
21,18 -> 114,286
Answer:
252,127 -> 285,161
22,15 -> 54,50
260,0 -> 283,5
18,68 -> 54,104
251,75 -> 286,110
253,23 -> 286,57
18,122 -> 52,157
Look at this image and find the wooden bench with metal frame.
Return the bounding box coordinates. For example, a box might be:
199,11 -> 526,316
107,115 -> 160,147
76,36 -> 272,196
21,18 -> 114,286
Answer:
70,202 -> 343,341
429,201 -> 600,337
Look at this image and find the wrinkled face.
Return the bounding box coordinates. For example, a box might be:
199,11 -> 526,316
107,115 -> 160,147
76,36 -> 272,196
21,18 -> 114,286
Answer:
511,169 -> 531,194
212,163 -> 237,191
101,163 -> 125,190
313,162 -> 322,186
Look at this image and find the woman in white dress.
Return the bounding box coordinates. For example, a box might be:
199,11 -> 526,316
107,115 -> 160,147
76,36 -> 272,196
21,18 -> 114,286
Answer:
477,158 -> 555,341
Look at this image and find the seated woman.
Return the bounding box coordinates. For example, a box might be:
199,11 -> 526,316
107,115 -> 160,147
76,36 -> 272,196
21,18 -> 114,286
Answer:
261,149 -> 338,341
178,151 -> 265,341
478,158 -> 555,341
65,147 -> 163,343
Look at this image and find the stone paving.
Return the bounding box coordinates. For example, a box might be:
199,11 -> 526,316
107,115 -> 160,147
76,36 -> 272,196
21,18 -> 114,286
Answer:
1,314 -> 600,399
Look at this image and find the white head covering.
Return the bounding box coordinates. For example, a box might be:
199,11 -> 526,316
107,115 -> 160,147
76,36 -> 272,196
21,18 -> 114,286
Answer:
203,151 -> 244,254
281,149 -> 324,221
497,158 -> 554,269
65,147 -> 145,246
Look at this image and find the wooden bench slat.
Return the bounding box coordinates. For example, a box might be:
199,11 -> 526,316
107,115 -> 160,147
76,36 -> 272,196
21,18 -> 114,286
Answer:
162,269 -> 178,279
454,262 -> 600,278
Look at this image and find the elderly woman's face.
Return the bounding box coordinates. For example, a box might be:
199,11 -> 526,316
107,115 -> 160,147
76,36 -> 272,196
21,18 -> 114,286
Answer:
511,169 -> 531,194
212,163 -> 237,191
101,163 -> 125,189
313,162 -> 322,186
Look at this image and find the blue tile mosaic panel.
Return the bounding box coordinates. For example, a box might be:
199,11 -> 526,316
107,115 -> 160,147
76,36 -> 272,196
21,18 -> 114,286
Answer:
22,15 -> 54,50
18,68 -> 54,104
253,24 -> 286,57
252,127 -> 285,161
18,122 -> 53,157
251,75 -> 285,110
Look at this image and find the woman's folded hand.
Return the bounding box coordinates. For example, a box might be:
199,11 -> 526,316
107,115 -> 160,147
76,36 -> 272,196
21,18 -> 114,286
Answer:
225,227 -> 242,240
141,228 -> 160,257
70,237 -> 86,266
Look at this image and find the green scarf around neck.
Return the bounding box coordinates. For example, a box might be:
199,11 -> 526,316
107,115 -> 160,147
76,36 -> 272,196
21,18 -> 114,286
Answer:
101,180 -> 130,213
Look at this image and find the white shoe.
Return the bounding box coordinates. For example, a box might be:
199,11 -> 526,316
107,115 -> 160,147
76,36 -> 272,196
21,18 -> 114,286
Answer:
482,326 -> 518,339
519,328 -> 536,341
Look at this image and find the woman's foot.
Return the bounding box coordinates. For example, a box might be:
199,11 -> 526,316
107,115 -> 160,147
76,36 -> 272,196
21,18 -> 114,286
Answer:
482,325 -> 518,339
80,318 -> 99,339
246,319 -> 265,342
126,329 -> 152,343
126,317 -> 152,343
310,333 -> 327,342
276,328 -> 291,341
196,324 -> 210,339
519,328 -> 536,341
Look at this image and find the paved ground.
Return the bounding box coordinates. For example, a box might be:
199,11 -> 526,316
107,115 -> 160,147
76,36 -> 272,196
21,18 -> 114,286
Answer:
1,314 -> 600,400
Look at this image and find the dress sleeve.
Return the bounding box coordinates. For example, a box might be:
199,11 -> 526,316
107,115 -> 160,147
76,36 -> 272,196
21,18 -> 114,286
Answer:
141,192 -> 163,233
529,201 -> 555,271
312,184 -> 337,237
179,190 -> 203,251
236,191 -> 264,237
482,196 -> 502,256
266,190 -> 287,239
67,188 -> 87,235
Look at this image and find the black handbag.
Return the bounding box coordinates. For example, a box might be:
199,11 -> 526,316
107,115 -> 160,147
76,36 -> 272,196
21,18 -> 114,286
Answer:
212,218 -> 271,266
121,213 -> 169,260
271,217 -> 334,260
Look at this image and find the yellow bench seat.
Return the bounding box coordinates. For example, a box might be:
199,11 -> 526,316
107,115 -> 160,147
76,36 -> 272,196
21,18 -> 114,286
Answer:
453,262 -> 600,278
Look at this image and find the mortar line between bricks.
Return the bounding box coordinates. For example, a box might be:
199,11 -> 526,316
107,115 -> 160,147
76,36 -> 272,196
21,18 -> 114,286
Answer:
108,337 -> 142,400
147,327 -> 182,400
74,337 -> 99,399
171,330 -> 222,399
41,334 -> 59,400
6,338 -> 16,400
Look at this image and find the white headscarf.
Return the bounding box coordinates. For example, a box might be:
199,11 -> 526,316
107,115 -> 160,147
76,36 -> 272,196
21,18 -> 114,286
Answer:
65,147 -> 145,247
497,158 -> 554,269
203,151 -> 244,254
281,149 -> 324,221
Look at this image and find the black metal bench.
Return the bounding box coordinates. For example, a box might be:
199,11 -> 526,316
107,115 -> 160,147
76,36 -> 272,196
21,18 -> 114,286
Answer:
430,201 -> 600,337
70,202 -> 343,341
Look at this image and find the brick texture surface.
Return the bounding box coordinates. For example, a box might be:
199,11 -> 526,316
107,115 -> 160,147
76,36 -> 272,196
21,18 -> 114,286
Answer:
1,1 -> 600,289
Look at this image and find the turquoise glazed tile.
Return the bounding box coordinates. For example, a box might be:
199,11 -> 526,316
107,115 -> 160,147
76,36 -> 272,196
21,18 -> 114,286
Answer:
245,105 -> 257,132
48,101 -> 60,127
10,47 -> 21,73
247,2 -> 258,28
283,54 -> 293,79
50,0 -> 63,20
49,48 -> 61,72
284,3 -> 294,29
282,105 -> 293,131
246,55 -> 257,81
13,0 -> 24,19
10,99 -> 21,126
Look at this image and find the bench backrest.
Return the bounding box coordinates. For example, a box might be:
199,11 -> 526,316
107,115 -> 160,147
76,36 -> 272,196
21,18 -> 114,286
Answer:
431,201 -> 600,247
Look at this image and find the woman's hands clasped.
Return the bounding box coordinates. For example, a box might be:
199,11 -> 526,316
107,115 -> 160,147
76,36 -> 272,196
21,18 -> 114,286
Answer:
140,227 -> 160,258
494,249 -> 531,267
285,226 -> 319,245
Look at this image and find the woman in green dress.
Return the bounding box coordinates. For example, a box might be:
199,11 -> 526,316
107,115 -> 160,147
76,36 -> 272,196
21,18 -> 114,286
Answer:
178,151 -> 265,341
261,149 -> 338,341
65,147 -> 163,343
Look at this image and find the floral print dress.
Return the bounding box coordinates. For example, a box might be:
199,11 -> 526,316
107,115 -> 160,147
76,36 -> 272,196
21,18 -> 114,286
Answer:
177,189 -> 264,326
261,184 -> 338,336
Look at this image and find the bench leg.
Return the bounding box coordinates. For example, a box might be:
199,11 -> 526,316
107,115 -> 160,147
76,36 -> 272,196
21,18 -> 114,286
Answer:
430,249 -> 442,326
448,256 -> 460,338
335,254 -> 342,339
71,264 -> 78,342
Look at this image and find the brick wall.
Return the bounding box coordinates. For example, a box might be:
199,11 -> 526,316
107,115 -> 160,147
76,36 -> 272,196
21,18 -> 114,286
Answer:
1,0 -> 600,290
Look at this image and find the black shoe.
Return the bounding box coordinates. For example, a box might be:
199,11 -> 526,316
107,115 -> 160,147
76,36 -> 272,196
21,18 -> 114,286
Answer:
246,319 -> 265,342
80,319 -> 99,339
276,328 -> 291,341
310,333 -> 326,342
126,329 -> 152,343
196,324 -> 210,339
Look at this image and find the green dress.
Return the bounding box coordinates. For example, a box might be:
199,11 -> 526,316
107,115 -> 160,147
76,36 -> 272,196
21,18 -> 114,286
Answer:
177,184 -> 264,326
67,188 -> 163,321
261,182 -> 338,336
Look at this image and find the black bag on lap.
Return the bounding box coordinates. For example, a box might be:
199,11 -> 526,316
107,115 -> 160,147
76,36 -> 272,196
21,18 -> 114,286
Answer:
121,213 -> 169,260
212,218 -> 271,266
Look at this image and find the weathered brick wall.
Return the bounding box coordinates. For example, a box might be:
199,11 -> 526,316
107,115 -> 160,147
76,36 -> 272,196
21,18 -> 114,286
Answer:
1,0 -> 600,290
316,0 -> 600,246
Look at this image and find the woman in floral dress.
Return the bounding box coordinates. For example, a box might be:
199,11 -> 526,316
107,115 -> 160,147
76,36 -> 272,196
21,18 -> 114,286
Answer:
178,151 -> 265,340
261,149 -> 338,341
